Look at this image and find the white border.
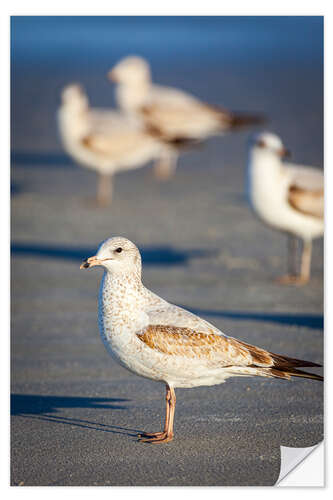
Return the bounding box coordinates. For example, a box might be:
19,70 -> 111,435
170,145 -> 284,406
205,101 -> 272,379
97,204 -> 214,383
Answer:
3,2 -> 331,497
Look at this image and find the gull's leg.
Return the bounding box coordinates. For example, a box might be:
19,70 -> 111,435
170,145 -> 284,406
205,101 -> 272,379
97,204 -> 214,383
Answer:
276,234 -> 300,284
153,150 -> 178,180
138,385 -> 176,443
299,239 -> 312,284
97,173 -> 113,207
138,384 -> 170,439
288,235 -> 298,277
276,237 -> 312,285
165,386 -> 176,439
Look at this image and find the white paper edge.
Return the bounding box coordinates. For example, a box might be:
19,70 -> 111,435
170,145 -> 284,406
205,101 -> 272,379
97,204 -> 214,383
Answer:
276,441 -> 324,486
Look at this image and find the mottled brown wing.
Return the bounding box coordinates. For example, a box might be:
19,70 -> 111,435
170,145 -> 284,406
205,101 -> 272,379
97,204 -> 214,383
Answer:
137,325 -> 323,381
288,185 -> 324,219
137,325 -> 274,367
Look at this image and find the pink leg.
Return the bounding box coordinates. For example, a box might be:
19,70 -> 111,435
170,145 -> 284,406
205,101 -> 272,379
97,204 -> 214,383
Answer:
276,237 -> 311,286
97,173 -> 113,206
138,385 -> 176,444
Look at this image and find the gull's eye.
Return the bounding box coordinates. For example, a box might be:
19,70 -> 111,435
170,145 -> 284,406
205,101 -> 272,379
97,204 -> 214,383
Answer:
115,247 -> 123,254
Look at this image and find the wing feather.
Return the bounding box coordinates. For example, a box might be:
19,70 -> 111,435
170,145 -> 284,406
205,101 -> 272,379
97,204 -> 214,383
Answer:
137,325 -> 264,366
288,185 -> 324,219
137,324 -> 322,382
82,130 -> 154,157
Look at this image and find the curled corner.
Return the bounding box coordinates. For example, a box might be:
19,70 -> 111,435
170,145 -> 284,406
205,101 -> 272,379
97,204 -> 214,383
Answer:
276,442 -> 324,485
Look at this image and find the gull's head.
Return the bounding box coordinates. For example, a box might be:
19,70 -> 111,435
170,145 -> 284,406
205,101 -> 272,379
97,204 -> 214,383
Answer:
251,132 -> 290,158
80,237 -> 142,275
61,84 -> 88,111
108,56 -> 151,85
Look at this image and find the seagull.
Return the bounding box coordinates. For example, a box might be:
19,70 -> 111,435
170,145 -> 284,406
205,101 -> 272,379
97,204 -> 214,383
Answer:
108,55 -> 265,179
80,236 -> 323,444
247,132 -> 324,285
57,84 -> 165,206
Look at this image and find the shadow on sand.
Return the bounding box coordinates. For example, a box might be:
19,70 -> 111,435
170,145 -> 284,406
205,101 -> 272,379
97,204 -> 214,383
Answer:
11,393 -> 129,415
11,151 -> 75,168
11,242 -> 215,267
11,243 -> 323,329
11,393 -> 139,436
184,306 -> 323,330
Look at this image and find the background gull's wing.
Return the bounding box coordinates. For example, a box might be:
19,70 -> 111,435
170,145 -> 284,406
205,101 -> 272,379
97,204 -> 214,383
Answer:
284,164 -> 324,219
81,130 -> 159,164
140,101 -> 222,139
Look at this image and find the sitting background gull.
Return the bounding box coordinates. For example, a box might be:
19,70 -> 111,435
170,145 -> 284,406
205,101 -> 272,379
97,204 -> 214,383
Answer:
247,132 -> 324,285
108,55 -> 265,179
80,236 -> 323,444
58,84 -> 166,206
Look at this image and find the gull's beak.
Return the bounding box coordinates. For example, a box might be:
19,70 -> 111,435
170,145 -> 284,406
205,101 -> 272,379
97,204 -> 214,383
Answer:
279,147 -> 291,158
80,256 -> 101,270
107,69 -> 118,82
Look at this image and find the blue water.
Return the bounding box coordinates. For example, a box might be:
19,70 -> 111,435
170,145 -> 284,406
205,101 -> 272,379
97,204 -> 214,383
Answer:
11,16 -> 323,68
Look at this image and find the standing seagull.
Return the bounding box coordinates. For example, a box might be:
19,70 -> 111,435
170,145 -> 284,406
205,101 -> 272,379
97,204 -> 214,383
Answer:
108,56 -> 264,179
247,132 -> 324,285
58,84 -> 164,206
80,236 -> 322,444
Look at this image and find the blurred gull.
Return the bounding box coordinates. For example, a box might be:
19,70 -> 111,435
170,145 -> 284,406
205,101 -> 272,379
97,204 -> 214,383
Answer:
58,84 -> 164,206
108,55 -> 264,179
247,132 -> 324,284
80,236 -> 322,444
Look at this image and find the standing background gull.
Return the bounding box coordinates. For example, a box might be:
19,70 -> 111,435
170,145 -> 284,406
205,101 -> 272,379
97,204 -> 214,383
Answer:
108,55 -> 265,179
58,84 -> 165,206
80,236 -> 323,444
247,132 -> 324,285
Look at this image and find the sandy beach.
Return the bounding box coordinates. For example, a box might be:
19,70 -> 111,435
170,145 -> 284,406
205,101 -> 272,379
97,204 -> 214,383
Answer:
11,17 -> 323,486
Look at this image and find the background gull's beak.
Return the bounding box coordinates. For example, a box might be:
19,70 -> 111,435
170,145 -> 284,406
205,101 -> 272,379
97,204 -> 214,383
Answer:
107,70 -> 118,82
80,256 -> 101,269
279,147 -> 291,158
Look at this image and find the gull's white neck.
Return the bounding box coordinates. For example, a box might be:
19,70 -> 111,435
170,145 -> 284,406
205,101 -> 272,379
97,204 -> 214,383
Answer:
97,268 -> 152,373
59,104 -> 90,142
98,269 -> 148,338
116,79 -> 151,113
249,149 -> 283,177
247,149 -> 286,205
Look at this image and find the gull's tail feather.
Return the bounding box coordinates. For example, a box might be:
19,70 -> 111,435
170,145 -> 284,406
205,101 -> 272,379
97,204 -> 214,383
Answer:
226,112 -> 267,129
236,339 -> 323,381
164,136 -> 203,150
145,123 -> 202,150
267,366 -> 323,382
269,351 -> 322,369
207,104 -> 266,130
269,351 -> 323,381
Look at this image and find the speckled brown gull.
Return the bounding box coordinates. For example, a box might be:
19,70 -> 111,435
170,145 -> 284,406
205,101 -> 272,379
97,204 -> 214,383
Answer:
80,236 -> 323,443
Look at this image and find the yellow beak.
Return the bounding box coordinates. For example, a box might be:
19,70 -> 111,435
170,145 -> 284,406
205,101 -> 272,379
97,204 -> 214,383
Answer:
80,256 -> 101,269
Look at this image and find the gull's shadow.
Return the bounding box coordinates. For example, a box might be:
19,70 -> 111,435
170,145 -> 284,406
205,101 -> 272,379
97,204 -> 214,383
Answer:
11,242 -> 215,267
11,151 -> 75,168
185,306 -> 323,330
11,393 -> 139,437
11,182 -> 23,196
10,243 -> 322,328
11,393 -> 129,415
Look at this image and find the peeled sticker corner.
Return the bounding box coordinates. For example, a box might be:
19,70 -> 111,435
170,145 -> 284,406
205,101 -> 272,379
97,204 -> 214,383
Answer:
276,441 -> 324,486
